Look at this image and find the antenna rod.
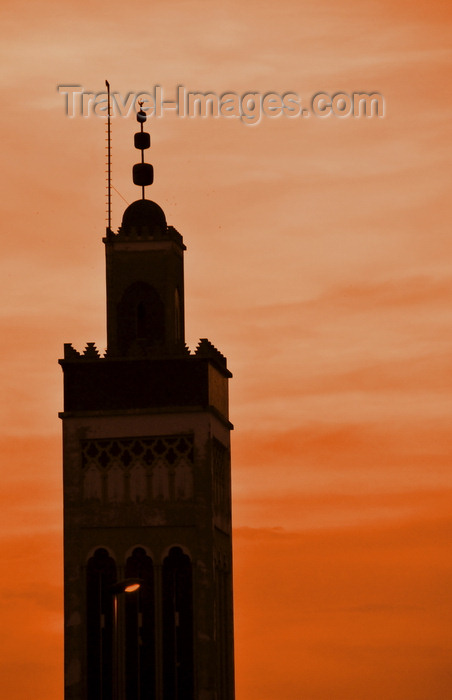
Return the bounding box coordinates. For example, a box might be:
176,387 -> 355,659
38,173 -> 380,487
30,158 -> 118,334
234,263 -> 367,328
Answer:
106,79 -> 112,231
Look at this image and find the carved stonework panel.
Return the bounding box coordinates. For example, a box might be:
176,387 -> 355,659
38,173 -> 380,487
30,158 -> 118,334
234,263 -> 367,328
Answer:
129,462 -> 147,502
81,435 -> 194,504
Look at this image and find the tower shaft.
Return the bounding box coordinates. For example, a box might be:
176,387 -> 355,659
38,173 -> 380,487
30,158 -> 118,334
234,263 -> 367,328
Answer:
60,111 -> 234,700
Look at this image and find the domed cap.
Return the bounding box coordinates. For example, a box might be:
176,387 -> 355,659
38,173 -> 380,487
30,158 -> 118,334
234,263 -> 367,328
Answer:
118,199 -> 167,238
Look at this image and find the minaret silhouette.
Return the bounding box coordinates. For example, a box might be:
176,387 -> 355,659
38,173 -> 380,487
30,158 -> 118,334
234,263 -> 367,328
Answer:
60,105 -> 235,700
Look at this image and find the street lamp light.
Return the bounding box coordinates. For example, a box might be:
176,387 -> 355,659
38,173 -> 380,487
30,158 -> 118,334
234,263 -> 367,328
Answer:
111,578 -> 143,594
112,578 -> 143,700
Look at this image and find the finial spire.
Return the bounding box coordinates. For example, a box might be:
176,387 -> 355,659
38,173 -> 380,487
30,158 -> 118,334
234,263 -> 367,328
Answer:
132,103 -> 153,200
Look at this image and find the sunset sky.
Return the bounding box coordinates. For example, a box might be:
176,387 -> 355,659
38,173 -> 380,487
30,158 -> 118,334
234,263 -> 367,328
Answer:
1,0 -> 452,698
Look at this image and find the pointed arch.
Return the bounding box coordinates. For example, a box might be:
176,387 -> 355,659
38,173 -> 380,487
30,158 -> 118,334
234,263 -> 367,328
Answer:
86,548 -> 117,700
125,547 -> 156,700
162,547 -> 194,700
117,281 -> 165,356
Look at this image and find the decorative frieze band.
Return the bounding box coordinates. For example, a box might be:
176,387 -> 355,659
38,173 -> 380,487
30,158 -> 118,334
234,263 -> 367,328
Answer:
81,435 -> 194,503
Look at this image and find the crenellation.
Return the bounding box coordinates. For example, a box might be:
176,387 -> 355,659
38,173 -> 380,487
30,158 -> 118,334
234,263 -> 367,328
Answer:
63,343 -> 81,359
195,338 -> 228,367
63,342 -> 104,361
83,342 -> 101,359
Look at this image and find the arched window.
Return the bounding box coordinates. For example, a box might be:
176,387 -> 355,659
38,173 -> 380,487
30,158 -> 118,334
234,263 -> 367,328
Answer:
125,547 -> 156,700
86,548 -> 117,700
162,547 -> 194,700
136,301 -> 147,338
117,282 -> 165,355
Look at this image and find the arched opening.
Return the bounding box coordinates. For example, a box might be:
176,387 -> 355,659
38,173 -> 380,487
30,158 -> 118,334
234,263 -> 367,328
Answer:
136,301 -> 147,338
117,282 -> 165,355
162,547 -> 194,700
86,548 -> 117,700
125,547 -> 156,700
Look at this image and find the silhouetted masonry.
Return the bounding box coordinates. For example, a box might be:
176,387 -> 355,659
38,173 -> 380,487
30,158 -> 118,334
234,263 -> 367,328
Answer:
59,109 -> 234,700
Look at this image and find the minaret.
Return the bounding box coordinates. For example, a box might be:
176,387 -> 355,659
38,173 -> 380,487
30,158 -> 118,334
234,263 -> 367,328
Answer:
60,107 -> 234,700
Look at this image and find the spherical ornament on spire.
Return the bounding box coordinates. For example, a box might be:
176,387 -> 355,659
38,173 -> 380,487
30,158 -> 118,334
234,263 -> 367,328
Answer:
133,105 -> 153,197
137,108 -> 147,123
134,132 -> 150,150
133,163 -> 154,187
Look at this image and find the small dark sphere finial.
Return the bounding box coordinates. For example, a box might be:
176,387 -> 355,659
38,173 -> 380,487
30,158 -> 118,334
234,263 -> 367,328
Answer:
137,109 -> 147,123
135,132 -> 150,150
134,102 -> 151,198
133,163 -> 154,187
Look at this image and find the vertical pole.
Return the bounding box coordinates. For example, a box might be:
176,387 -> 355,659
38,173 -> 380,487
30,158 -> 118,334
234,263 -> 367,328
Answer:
141,118 -> 145,201
106,79 -> 112,230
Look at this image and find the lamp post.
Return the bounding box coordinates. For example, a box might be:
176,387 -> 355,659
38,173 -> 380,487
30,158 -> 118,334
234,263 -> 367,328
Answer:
111,578 -> 143,700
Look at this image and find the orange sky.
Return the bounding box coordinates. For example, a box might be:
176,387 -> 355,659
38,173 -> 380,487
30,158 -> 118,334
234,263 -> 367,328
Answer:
1,0 -> 452,698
